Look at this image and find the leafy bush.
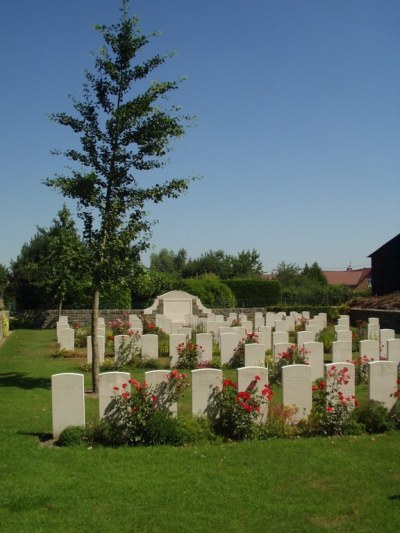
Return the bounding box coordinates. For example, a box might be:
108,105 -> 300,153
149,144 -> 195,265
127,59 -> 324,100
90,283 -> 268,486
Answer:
228,332 -> 260,368
208,376 -> 273,441
57,426 -> 87,446
143,409 -> 186,446
255,405 -> 301,439
225,279 -> 281,307
95,371 -> 188,446
181,274 -> 236,307
351,401 -> 395,434
174,341 -> 204,369
309,368 -> 360,436
317,328 -> 335,353
269,344 -> 308,385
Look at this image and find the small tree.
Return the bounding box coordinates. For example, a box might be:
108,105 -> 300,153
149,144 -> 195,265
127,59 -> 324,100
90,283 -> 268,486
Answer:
45,1 -> 193,392
38,205 -> 90,317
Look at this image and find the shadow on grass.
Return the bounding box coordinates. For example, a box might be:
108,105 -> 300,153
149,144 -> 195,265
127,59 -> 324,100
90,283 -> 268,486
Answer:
18,431 -> 54,442
0,372 -> 50,390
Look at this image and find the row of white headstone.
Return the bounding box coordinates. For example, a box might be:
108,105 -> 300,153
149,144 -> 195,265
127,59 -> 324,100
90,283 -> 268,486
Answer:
51,360 -> 399,439
333,315 -> 398,361
56,312 -> 400,370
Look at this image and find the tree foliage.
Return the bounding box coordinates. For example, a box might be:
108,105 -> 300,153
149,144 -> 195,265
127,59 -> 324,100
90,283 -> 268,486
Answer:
182,274 -> 236,308
44,1 -> 194,391
0,264 -> 8,300
150,248 -> 187,275
8,207 -> 90,310
182,248 -> 263,279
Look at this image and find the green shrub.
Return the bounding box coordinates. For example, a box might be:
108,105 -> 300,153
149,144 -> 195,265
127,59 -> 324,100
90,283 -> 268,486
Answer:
225,279 -> 281,307
57,426 -> 87,446
227,332 -> 260,369
178,416 -> 217,444
317,328 -> 335,353
181,274 -> 236,307
174,341 -> 204,369
351,401 -> 395,434
208,376 -> 273,441
97,372 -> 188,446
255,405 -> 301,439
143,410 -> 185,446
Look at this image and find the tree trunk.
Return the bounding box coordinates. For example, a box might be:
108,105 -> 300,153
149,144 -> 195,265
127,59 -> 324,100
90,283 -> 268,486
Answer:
91,288 -> 100,393
58,299 -> 63,320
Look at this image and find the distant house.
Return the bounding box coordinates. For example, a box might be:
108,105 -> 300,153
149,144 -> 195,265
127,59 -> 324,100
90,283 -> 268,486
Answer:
322,267 -> 371,291
368,233 -> 400,295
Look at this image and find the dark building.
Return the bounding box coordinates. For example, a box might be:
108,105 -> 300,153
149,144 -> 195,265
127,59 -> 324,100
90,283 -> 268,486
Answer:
368,233 -> 400,295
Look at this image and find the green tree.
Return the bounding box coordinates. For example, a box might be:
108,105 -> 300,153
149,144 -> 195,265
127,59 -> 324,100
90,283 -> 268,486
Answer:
274,261 -> 302,287
150,247 -> 187,275
37,205 -> 90,316
45,2 -> 193,392
183,249 -> 263,279
302,262 -> 327,285
230,249 -> 263,278
8,209 -> 90,310
132,269 -> 176,306
0,264 -> 8,308
182,274 -> 236,308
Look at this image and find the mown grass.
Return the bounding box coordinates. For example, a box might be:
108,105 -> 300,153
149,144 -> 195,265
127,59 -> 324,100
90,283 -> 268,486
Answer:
1,330 -> 400,532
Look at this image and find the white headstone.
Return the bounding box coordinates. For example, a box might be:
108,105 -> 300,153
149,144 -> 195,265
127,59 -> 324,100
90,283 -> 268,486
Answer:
244,343 -> 265,367
380,329 -> 395,359
169,334 -> 186,367
242,320 -> 253,333
359,339 -> 379,361
265,312 -> 275,327
191,368 -> 222,415
145,370 -> 177,415
332,341 -> 352,363
387,339 -> 400,363
274,319 -> 287,332
51,373 -> 85,439
238,366 -> 269,421
141,334 -> 158,359
368,323 -> 380,341
87,335 -> 105,364
254,316 -> 265,330
99,371 -> 131,419
196,333 -> 213,362
282,364 -> 312,423
258,326 -> 272,351
273,342 -> 291,362
114,334 -> 131,364
220,332 -> 239,366
369,361 -> 398,411
273,331 -> 289,345
336,330 -> 353,342
58,328 -> 74,351
304,341 -> 324,381
297,330 -> 315,346
325,363 -> 355,410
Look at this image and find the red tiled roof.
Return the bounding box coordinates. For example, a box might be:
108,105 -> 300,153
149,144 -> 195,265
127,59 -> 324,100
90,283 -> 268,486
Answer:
323,268 -> 371,288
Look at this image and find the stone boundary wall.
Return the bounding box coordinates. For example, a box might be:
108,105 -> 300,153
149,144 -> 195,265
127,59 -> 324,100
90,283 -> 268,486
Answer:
11,309 -> 146,329
350,308 -> 400,332
10,307 -> 400,333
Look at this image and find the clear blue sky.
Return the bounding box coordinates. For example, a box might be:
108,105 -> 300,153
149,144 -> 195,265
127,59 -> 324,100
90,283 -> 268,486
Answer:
1,0 -> 399,273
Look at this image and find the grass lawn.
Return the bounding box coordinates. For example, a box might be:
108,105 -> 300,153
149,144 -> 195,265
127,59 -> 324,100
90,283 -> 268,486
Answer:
1,330 -> 400,532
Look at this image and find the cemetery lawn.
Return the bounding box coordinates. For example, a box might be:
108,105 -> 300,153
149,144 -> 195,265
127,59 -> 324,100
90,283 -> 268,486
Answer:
1,331 -> 400,532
